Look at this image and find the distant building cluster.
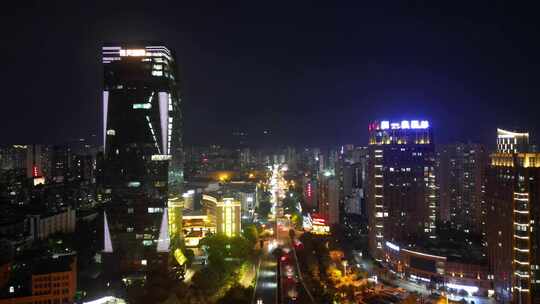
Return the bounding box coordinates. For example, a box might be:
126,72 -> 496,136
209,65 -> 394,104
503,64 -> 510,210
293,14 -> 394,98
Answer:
2,40 -> 540,304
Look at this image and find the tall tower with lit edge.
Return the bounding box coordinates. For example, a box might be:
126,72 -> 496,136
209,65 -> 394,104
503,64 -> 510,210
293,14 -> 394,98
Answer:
101,43 -> 183,277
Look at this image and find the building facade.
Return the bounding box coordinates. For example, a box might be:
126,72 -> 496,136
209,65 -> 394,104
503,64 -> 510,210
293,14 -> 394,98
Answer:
216,198 -> 241,237
101,43 -> 182,276
436,143 -> 488,237
367,120 -> 436,259
0,255 -> 77,304
318,172 -> 339,225
27,207 -> 76,241
487,151 -> 540,303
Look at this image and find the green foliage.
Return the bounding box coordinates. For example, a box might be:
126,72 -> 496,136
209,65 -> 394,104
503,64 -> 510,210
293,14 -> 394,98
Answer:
241,224 -> 259,247
192,266 -> 226,294
297,232 -> 338,302
200,234 -> 252,269
184,248 -> 195,266
192,234 -> 255,301
216,285 -> 253,304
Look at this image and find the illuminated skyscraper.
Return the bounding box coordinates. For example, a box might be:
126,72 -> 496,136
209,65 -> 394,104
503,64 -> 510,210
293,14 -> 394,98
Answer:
216,198 -> 241,237
101,43 -> 182,276
497,128 -> 529,153
487,129 -> 539,304
367,120 -> 436,260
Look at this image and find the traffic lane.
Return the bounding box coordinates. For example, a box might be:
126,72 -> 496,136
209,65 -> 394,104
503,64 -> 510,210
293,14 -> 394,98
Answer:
253,243 -> 278,304
280,244 -> 317,304
280,254 -> 299,304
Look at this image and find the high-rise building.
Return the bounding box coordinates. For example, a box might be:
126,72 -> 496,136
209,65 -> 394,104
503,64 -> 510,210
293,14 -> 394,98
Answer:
216,198 -> 241,237
436,143 -> 488,237
367,120 -> 436,259
50,145 -> 71,183
318,171 -> 339,225
25,144 -> 43,179
101,43 -> 182,277
486,129 -> 540,304
0,145 -> 27,171
497,128 -> 529,153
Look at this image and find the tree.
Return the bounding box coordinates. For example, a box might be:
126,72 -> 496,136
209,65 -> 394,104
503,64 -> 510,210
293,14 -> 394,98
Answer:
200,234 -> 230,269
192,266 -> 225,295
184,248 -> 195,267
242,224 -> 258,247
217,285 -> 253,304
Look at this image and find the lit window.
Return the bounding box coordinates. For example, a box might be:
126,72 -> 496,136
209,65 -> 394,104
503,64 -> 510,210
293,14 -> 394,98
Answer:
148,207 -> 163,213
133,103 -> 152,109
128,181 -> 141,187
152,70 -> 163,76
141,259 -> 147,266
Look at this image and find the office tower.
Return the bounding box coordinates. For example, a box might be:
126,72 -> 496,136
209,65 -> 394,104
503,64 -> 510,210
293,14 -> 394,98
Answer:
436,143 -> 488,236
318,171 -> 339,225
303,177 -> 318,213
70,153 -> 94,183
353,154 -> 369,214
285,146 -> 297,170
337,159 -> 353,201
487,129 -> 540,303
216,198 -> 241,237
25,144 -> 43,179
50,145 -> 71,183
367,120 -> 436,259
101,43 -> 182,276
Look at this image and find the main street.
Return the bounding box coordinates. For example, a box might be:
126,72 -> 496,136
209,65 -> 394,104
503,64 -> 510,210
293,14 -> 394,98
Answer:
252,240 -> 278,304
252,164 -> 286,304
253,164 -> 313,304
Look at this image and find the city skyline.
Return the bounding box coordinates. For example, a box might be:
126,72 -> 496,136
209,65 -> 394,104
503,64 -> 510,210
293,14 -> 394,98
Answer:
2,2 -> 540,147
3,3 -> 540,304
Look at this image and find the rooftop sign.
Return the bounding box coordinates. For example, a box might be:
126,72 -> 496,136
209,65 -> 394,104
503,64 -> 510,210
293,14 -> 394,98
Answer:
379,120 -> 429,130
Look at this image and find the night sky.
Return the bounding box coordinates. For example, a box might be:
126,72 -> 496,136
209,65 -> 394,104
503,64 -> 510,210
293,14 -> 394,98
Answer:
2,2 -> 540,148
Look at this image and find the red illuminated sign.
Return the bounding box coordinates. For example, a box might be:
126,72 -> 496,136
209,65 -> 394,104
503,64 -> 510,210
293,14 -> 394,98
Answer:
311,213 -> 327,225
32,165 -> 39,177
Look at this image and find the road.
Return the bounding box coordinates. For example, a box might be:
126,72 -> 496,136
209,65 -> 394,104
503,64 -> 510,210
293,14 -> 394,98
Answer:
277,219 -> 314,304
252,240 -> 278,304
254,163 -> 315,304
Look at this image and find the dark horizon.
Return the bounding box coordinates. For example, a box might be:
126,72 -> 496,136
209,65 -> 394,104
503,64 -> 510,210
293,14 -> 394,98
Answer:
2,2 -> 540,147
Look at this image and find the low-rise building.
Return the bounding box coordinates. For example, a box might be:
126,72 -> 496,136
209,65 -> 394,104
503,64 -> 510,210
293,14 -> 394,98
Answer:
0,254 -> 77,304
382,241 -> 490,296
28,207 -> 76,240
